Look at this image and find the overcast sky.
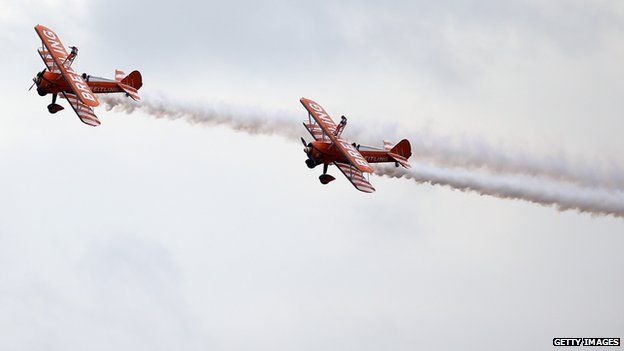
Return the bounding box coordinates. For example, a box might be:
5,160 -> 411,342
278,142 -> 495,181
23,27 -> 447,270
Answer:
1,0 -> 623,350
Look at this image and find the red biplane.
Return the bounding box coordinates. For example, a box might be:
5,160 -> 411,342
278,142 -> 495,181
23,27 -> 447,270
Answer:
300,98 -> 412,193
30,25 -> 142,126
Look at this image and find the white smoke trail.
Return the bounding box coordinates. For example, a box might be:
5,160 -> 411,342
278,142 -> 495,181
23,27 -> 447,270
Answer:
349,122 -> 624,192
406,130 -> 624,192
102,94 -> 624,219
104,95 -> 624,192
376,165 -> 624,218
102,95 -> 302,141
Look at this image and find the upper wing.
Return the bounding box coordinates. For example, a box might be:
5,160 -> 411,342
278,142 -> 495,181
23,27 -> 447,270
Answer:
300,97 -> 338,135
61,92 -> 101,126
334,162 -> 375,193
300,97 -> 374,173
34,25 -> 100,107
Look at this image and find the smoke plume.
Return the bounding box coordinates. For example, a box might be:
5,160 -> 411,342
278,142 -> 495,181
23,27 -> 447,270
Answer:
376,165 -> 624,218
102,95 -> 624,219
406,130 -> 624,192
102,95 -> 301,140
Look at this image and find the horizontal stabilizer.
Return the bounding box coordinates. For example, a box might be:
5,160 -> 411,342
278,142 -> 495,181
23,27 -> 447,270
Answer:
388,153 -> 411,168
115,69 -> 125,82
118,83 -> 140,101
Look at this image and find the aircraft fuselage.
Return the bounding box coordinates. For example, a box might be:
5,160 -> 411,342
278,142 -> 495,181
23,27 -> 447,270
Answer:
35,71 -> 124,96
307,140 -> 394,165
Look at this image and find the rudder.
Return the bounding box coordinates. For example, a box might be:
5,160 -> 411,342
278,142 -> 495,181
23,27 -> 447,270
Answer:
386,139 -> 411,168
390,139 -> 411,158
120,70 -> 143,90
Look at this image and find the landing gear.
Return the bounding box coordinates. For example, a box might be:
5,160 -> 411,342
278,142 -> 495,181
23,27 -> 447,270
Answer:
319,174 -> 335,184
319,163 -> 335,185
47,93 -> 64,114
302,137 -> 335,185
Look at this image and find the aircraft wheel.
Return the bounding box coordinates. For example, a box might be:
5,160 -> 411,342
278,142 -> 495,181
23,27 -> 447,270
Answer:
47,103 -> 64,114
305,159 -> 316,169
319,174 -> 335,184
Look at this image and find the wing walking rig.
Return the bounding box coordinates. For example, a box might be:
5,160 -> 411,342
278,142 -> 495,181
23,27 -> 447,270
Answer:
30,25 -> 143,126
300,98 -> 412,193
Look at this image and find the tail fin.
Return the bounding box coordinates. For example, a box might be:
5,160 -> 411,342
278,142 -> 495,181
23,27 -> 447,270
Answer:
390,139 -> 411,158
385,139 -> 411,168
120,70 -> 142,90
116,70 -> 142,101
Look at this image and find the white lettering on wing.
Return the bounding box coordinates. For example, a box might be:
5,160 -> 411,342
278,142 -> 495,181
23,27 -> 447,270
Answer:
48,39 -> 66,55
309,102 -> 323,112
316,112 -> 334,125
81,92 -> 97,102
307,102 -> 336,128
75,83 -> 89,91
339,140 -> 369,168
43,30 -> 56,40
39,28 -> 96,104
63,66 -> 93,99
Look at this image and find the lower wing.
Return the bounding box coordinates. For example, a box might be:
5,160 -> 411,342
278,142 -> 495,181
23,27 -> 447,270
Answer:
303,121 -> 324,141
334,161 -> 375,193
37,48 -> 61,74
61,92 -> 101,126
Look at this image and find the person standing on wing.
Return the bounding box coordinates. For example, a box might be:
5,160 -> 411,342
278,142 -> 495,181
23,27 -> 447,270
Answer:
334,115 -> 347,137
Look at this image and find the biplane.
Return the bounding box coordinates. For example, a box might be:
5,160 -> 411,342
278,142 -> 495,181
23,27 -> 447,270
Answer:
300,98 -> 412,193
30,25 -> 142,126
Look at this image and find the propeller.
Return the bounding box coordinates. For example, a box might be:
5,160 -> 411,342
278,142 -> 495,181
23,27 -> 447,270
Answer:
301,137 -> 312,154
301,137 -> 318,169
28,70 -> 45,91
